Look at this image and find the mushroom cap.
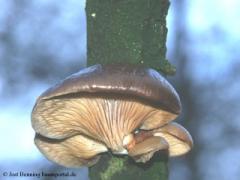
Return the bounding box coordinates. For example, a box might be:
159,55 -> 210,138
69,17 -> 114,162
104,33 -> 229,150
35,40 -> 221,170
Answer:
31,64 -> 182,167
35,134 -> 107,167
128,136 -> 169,163
38,64 -> 181,114
154,122 -> 193,156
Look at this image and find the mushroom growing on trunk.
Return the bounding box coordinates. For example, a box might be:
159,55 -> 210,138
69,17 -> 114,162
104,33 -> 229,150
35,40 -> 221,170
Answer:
31,64 -> 193,167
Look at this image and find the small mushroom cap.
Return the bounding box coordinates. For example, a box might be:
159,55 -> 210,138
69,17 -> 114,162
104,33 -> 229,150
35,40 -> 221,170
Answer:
153,122 -> 193,156
128,136 -> 169,163
35,134 -> 107,168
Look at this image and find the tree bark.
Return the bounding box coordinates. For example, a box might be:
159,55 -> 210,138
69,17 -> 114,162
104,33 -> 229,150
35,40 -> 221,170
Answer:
86,0 -> 173,179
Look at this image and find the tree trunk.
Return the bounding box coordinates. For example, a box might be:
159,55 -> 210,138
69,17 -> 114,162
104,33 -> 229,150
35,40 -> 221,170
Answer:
86,0 -> 174,179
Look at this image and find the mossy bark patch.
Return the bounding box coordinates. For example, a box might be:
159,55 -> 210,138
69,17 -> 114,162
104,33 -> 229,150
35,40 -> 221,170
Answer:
86,0 -> 175,75
89,153 -> 168,180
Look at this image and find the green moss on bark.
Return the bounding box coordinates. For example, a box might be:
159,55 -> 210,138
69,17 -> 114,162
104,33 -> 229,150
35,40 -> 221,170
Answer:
86,0 -> 172,179
89,153 -> 168,180
86,0 -> 175,75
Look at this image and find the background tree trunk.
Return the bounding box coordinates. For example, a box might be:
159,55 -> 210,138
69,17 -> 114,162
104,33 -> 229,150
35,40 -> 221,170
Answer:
86,0 -> 174,179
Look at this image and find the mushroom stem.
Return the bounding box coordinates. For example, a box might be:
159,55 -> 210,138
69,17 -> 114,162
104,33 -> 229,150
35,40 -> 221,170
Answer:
123,134 -> 135,150
123,130 -> 153,152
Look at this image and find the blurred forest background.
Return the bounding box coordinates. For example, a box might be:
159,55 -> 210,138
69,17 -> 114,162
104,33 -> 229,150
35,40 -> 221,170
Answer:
0,0 -> 240,180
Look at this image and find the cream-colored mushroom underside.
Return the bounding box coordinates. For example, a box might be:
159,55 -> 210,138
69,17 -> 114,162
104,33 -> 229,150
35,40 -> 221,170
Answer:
32,96 -> 176,153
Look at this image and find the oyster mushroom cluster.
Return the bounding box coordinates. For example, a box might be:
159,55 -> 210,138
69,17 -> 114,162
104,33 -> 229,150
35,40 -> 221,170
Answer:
31,64 -> 193,168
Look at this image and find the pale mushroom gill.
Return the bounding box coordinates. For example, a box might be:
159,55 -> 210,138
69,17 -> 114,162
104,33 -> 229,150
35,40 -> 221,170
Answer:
32,96 -> 170,153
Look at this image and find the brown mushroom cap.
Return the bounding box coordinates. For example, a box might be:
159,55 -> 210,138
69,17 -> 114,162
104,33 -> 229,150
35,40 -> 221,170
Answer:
153,122 -> 193,156
38,64 -> 181,114
31,64 -> 182,167
128,136 -> 169,163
